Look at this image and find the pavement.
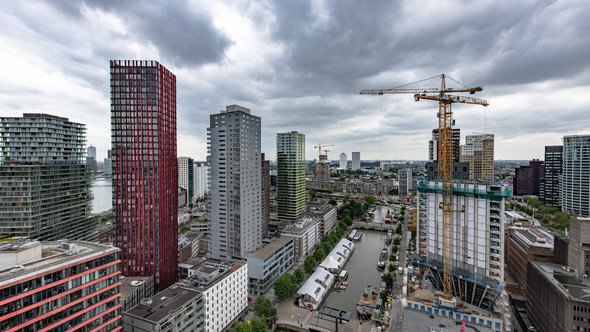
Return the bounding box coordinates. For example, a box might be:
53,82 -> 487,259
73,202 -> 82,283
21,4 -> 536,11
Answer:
388,209 -> 409,332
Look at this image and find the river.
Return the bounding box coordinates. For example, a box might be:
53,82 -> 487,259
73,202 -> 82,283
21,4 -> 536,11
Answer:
91,177 -> 112,213
323,205 -> 391,314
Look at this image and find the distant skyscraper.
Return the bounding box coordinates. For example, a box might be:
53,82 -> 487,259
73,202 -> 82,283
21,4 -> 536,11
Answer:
277,131 -> 306,223
208,105 -> 262,259
261,153 -> 270,239
513,159 -> 544,196
104,149 -> 113,176
460,134 -> 494,181
428,128 -> 460,162
0,113 -> 94,240
178,156 -> 194,203
110,60 -> 178,290
339,153 -> 347,169
193,161 -> 208,200
86,144 -> 97,172
540,145 -> 563,208
351,152 -> 361,170
560,135 -> 590,216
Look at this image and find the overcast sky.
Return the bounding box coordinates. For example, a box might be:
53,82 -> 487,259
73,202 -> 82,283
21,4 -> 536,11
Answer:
1,0 -> 589,161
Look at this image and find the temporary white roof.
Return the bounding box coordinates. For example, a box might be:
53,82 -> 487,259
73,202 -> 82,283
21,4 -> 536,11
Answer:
297,267 -> 334,302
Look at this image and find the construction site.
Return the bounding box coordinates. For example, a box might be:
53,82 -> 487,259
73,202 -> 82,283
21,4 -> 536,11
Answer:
361,74 -> 509,332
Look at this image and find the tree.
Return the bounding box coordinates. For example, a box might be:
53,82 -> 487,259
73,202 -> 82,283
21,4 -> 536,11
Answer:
380,290 -> 388,304
309,189 -> 317,201
342,216 -> 353,226
389,253 -> 396,262
395,223 -> 402,235
365,195 -> 376,205
393,237 -> 400,246
273,273 -> 297,300
329,199 -> 337,206
313,247 -> 325,261
232,322 -> 251,332
388,264 -> 395,272
250,317 -> 267,332
304,256 -> 316,273
293,269 -> 305,284
253,296 -> 277,328
321,241 -> 331,254
391,244 -> 398,253
381,272 -> 394,287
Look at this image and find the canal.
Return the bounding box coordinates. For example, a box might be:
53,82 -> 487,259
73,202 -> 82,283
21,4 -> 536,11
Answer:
323,205 -> 391,314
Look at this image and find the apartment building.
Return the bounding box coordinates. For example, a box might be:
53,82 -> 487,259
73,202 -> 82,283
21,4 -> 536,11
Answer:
244,236 -> 295,295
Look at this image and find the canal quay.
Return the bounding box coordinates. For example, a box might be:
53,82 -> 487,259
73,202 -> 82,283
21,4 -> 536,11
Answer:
275,205 -> 397,332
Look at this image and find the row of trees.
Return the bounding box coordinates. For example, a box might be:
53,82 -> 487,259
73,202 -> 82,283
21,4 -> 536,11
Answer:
231,296 -> 277,332
273,269 -> 305,301
304,217 -> 352,273
512,197 -> 571,233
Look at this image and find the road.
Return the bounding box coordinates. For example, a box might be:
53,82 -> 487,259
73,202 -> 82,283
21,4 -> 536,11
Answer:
388,206 -> 409,332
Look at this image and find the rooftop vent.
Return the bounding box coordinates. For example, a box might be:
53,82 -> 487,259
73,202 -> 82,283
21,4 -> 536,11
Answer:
140,298 -> 152,306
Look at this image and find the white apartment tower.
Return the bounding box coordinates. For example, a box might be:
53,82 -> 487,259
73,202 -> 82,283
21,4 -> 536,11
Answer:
208,105 -> 262,260
560,135 -> 590,216
417,180 -> 509,282
351,152 -> 361,170
339,153 -> 347,169
178,156 -> 194,202
193,161 -> 208,201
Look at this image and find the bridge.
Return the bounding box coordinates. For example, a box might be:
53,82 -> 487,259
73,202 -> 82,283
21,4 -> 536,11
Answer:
352,221 -> 395,231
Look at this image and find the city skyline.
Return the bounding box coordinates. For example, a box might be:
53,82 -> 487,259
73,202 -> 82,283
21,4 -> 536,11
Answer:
1,1 -> 589,161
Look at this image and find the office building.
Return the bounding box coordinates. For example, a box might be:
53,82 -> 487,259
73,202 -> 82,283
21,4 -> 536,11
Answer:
416,180 -> 509,312
281,217 -> 321,261
193,161 -> 208,201
119,276 -> 154,312
177,260 -> 248,331
277,131 -> 306,223
527,262 -> 590,332
460,134 -> 495,181
123,286 -> 203,332
567,216 -> 590,276
398,168 -> 414,195
0,240 -> 121,331
110,60 -> 178,290
513,159 -> 544,196
351,152 -> 361,170
245,236 -> 295,295
339,153 -> 347,169
560,135 -> 590,216
305,204 -> 337,236
428,128 -> 461,162
540,145 -> 563,207
261,153 -> 270,239
208,105 -> 262,260
0,113 -> 94,240
104,149 -> 113,176
178,156 -> 194,203
506,226 -> 554,290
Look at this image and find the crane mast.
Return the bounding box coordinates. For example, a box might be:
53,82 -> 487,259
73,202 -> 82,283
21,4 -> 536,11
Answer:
361,74 -> 488,301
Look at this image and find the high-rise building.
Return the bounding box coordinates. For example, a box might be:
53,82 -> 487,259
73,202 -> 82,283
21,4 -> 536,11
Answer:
277,131 -> 306,223
86,145 -> 97,173
0,113 -> 94,240
513,159 -> 544,196
208,105 -> 262,260
193,161 -> 208,201
505,226 -> 554,291
416,180 -> 509,313
351,152 -> 361,170
104,149 -> 112,176
428,128 -> 461,162
178,156 -> 194,203
460,134 -> 495,181
261,153 -> 270,239
0,240 -> 121,331
339,152 -> 347,169
398,168 -> 414,195
567,216 -> 590,276
110,60 -> 178,290
560,135 -> 590,216
540,145 -> 562,208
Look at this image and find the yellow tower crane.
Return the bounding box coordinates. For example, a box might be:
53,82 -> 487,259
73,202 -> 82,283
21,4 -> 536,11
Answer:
360,74 -> 488,301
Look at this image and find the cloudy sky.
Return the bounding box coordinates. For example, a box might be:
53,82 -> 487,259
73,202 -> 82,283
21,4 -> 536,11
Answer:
1,0 -> 589,161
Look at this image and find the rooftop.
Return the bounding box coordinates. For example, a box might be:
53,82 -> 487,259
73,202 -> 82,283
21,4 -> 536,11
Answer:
120,276 -> 153,299
244,236 -> 293,260
510,226 -> 554,249
532,262 -> 590,302
0,240 -> 119,286
177,259 -> 246,291
282,217 -> 321,236
125,286 -> 201,323
305,204 -> 336,216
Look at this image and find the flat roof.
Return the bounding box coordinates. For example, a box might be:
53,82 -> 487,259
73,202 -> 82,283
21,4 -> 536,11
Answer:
0,241 -> 118,286
245,236 -> 293,260
120,276 -> 153,298
511,226 -> 554,249
533,262 -> 590,302
281,218 -> 320,236
125,286 -> 201,323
